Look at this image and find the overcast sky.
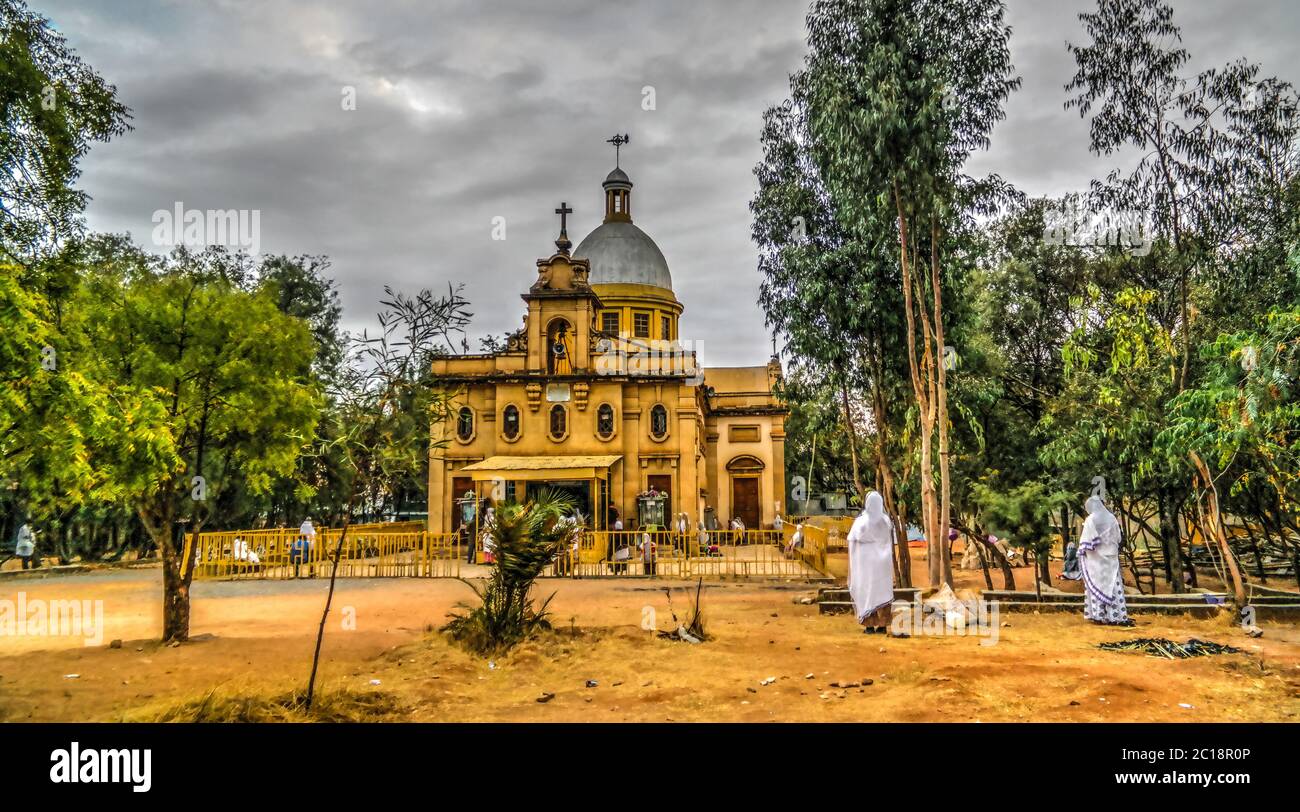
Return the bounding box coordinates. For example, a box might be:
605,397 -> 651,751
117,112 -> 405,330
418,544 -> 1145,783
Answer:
38,0 -> 1300,366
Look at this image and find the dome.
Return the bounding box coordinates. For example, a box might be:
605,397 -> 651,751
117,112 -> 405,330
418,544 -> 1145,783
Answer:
574,221 -> 673,290
603,167 -> 632,188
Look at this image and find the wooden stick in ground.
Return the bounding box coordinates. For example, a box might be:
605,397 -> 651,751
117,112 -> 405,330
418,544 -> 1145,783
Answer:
306,508 -> 354,709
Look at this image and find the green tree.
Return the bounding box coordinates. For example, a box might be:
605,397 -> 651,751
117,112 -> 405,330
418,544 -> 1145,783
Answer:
76,252 -> 321,641
0,0 -> 130,265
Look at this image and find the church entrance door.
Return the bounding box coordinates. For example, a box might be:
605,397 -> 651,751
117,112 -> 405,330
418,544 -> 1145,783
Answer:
731,476 -> 760,531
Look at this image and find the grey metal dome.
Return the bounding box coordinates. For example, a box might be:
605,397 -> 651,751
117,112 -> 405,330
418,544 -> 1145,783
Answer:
574,221 -> 673,290
603,167 -> 632,188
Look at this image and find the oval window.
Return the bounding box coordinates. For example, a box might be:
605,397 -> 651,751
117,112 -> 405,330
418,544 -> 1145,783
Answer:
596,404 -> 615,439
456,407 -> 474,441
549,404 -> 568,440
649,404 -> 668,439
502,404 -> 520,440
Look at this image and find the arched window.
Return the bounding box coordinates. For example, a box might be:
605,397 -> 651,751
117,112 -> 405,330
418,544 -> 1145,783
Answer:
649,404 -> 669,439
596,403 -> 615,439
456,407 -> 474,441
549,404 -> 568,440
502,404 -> 520,440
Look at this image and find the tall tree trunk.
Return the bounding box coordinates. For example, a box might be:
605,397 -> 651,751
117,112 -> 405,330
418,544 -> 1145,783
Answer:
836,368 -> 866,501
871,374 -> 910,588
929,222 -> 953,588
1189,452 -> 1247,608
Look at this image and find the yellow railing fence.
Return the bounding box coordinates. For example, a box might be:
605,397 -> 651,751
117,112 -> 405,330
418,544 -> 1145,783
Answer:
192,526 -> 462,580
194,526 -> 828,580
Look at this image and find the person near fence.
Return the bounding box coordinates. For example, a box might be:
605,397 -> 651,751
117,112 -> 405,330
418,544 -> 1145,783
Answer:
639,530 -> 657,576
675,512 -> 689,555
14,521 -> 36,570
848,492 -> 897,635
1078,495 -> 1132,626
784,523 -> 804,559
480,506 -> 496,565
292,516 -> 316,578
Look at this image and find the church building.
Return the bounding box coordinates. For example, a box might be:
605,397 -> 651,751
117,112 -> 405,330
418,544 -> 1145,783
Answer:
428,144 -> 787,537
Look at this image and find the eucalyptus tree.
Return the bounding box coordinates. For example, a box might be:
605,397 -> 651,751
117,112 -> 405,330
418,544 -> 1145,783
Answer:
796,0 -> 1019,588
751,64 -> 914,583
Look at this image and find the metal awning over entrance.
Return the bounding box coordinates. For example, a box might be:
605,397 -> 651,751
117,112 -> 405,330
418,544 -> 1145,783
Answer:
457,455 -> 622,482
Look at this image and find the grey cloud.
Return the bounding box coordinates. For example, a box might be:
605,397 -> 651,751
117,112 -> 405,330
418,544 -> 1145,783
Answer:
35,0 -> 1300,364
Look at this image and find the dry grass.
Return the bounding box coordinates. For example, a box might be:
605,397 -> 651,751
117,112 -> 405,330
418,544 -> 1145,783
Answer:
126,687 -> 405,723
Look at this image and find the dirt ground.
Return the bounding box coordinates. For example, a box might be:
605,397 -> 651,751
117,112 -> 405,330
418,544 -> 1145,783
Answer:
1,563 -> 1298,722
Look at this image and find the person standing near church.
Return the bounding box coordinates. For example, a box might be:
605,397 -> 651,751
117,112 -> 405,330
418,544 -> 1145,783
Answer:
848,492 -> 896,635
1078,495 -> 1132,625
14,521 -> 36,570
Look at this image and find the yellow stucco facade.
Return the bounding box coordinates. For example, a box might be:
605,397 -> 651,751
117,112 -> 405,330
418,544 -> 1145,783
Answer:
428,162 -> 786,535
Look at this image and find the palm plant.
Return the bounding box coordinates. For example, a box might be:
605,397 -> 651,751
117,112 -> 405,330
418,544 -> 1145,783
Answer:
444,488 -> 580,654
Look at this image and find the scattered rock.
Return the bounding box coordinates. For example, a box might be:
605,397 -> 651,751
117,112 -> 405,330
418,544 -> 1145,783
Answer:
1245,626 -> 1264,639
760,676 -> 776,686
804,673 -> 815,680
585,679 -> 598,688
168,640 -> 181,648
536,692 -> 555,703
108,639 -> 122,649
861,678 -> 874,686
746,687 -> 757,694
612,681 -> 623,687
1179,703 -> 1194,709
369,679 -> 382,686
63,674 -> 80,680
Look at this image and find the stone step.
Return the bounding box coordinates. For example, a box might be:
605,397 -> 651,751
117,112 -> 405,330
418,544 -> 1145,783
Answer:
819,600 -> 917,616
990,600 -> 1300,619
984,589 -> 1300,606
817,587 -> 921,604
822,598 -> 1300,618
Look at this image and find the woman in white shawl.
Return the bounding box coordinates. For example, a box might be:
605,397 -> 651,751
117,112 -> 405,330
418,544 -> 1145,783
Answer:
848,491 -> 896,635
1078,495 -> 1132,625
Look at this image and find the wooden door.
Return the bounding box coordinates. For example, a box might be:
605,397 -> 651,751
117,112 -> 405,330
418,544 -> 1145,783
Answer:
731,476 -> 760,531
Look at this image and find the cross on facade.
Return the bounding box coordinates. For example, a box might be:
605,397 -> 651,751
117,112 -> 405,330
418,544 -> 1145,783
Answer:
607,133 -> 630,167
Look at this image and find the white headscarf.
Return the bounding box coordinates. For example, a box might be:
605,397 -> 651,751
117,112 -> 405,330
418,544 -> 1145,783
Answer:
1079,496 -> 1123,605
847,491 -> 895,621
